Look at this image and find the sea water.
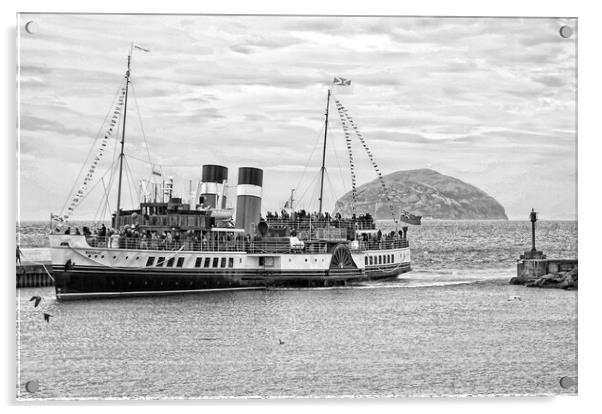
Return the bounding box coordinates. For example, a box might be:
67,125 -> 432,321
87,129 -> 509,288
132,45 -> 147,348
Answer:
16,220 -> 577,399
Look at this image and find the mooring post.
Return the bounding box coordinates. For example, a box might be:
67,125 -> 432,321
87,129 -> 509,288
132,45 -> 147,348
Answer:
530,208 -> 538,252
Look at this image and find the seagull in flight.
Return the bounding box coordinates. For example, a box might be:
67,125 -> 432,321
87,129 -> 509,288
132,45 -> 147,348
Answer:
29,296 -> 42,307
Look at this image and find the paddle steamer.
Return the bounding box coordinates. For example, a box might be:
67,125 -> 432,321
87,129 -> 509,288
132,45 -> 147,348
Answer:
49,46 -> 413,299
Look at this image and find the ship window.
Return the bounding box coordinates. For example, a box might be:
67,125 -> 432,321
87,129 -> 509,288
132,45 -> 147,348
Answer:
369,256 -> 373,265
176,257 -> 184,268
156,257 -> 165,267
379,256 -> 382,264
240,258 -> 243,263
365,256 -> 368,265
146,257 -> 155,266
220,257 -> 226,268
259,257 -> 265,266
390,254 -> 394,263
212,257 -> 219,268
167,258 -> 175,267
228,257 -> 234,268
203,258 -> 211,268
195,257 -> 203,268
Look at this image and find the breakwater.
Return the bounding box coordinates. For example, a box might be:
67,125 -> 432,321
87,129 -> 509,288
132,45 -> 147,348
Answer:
509,209 -> 577,289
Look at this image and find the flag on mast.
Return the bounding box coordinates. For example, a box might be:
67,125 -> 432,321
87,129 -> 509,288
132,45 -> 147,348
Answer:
151,164 -> 162,177
333,76 -> 351,86
134,44 -> 150,52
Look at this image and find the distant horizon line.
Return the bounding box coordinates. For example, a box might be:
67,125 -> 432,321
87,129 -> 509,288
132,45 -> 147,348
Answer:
15,217 -> 578,223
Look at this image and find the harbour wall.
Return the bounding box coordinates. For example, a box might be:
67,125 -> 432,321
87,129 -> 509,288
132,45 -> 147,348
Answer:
16,263 -> 54,288
516,258 -> 577,279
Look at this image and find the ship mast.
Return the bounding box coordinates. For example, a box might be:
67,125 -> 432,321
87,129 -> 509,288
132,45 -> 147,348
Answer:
318,88 -> 331,214
115,47 -> 132,226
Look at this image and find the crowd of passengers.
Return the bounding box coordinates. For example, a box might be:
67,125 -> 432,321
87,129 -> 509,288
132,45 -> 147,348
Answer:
265,210 -> 375,227
358,229 -> 408,248
58,224 -> 259,250
57,222 -> 407,251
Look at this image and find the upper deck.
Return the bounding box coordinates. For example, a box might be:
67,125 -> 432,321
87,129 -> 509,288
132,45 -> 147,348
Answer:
52,234 -> 409,255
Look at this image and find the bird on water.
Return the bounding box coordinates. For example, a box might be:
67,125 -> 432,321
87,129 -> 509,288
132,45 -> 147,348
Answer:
29,296 -> 42,307
43,313 -> 53,323
279,339 -> 285,345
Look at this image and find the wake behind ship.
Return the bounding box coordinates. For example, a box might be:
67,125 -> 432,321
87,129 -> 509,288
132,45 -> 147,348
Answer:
48,46 -> 417,300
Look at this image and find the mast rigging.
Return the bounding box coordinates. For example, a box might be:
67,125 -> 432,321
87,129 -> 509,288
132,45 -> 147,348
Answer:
317,88 -> 331,214
114,48 -> 132,226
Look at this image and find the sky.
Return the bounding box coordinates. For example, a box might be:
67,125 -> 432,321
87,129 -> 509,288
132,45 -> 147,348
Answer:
17,14 -> 577,221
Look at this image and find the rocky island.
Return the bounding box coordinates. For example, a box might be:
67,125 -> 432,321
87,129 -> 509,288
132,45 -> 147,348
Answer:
334,168 -> 507,220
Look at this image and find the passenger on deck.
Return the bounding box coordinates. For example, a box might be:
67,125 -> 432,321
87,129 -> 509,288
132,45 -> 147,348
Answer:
16,245 -> 22,264
64,227 -> 71,235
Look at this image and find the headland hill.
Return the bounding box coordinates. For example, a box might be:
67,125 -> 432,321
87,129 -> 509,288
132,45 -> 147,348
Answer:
334,168 -> 508,220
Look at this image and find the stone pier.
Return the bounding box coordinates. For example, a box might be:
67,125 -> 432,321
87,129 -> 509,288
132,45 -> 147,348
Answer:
509,209 -> 577,289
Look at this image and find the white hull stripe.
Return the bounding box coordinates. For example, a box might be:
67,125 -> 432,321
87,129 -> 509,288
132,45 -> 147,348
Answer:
236,184 -> 262,198
57,286 -> 265,299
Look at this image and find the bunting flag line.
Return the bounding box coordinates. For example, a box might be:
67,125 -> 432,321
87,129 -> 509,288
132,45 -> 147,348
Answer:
55,86 -> 126,223
335,101 -> 357,215
335,99 -> 399,225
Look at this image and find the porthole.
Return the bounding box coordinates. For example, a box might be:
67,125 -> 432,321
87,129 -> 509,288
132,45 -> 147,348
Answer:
113,256 -> 117,259
87,255 -> 91,258
125,256 -> 129,260
101,255 -> 105,259
94,255 -> 98,258
136,256 -> 140,260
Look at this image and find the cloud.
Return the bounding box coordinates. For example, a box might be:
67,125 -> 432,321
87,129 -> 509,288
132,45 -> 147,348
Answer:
17,14 -> 577,220
19,114 -> 91,137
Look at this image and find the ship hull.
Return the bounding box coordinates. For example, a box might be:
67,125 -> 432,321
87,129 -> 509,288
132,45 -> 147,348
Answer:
364,262 -> 412,280
49,235 -> 410,300
51,266 -> 366,300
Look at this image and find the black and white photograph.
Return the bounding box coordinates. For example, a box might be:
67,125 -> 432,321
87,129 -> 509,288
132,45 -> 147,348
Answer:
14,11 -> 578,400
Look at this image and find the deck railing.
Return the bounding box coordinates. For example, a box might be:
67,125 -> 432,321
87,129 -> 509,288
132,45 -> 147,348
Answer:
85,236 -> 332,254
359,239 -> 409,250
84,236 -> 408,253
266,218 -> 376,231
